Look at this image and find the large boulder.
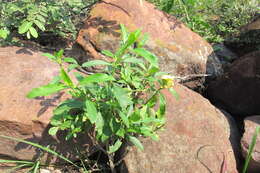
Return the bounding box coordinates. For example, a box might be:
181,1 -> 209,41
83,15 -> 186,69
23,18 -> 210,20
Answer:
76,0 -> 222,89
206,51 -> 260,117
118,83 -> 239,173
241,116 -> 260,173
0,47 -> 93,165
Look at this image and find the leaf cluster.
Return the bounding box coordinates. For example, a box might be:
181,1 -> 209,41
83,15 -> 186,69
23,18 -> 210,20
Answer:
0,0 -> 98,42
27,25 -> 177,156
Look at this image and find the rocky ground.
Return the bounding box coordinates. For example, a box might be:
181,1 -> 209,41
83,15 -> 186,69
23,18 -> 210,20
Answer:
0,0 -> 259,172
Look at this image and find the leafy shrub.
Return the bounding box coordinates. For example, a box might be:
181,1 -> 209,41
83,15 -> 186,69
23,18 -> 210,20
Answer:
27,25 -> 177,171
0,0 -> 97,41
148,0 -> 259,43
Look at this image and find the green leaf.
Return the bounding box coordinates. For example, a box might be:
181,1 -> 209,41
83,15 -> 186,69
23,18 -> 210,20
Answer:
27,83 -> 67,98
134,117 -> 164,124
64,57 -> 78,64
95,112 -> 104,134
49,75 -> 61,84
140,105 -> 147,118
140,126 -> 153,136
54,99 -> 83,115
34,20 -> 45,31
60,121 -> 72,130
116,128 -> 125,137
29,27 -> 38,38
157,93 -> 166,118
39,11 -> 48,17
123,57 -> 144,64
109,117 -> 120,133
129,110 -> 141,122
169,88 -> 179,100
85,100 -> 98,124
146,94 -> 158,108
128,135 -> 144,151
42,53 -> 56,61
68,64 -> 79,72
123,57 -> 146,69
155,72 -> 169,77
60,68 -> 74,88
18,21 -> 33,34
68,64 -> 79,71
119,111 -> 129,127
101,50 -> 115,58
147,66 -> 159,76
36,15 -> 46,23
82,60 -> 111,68
120,24 -> 129,43
138,33 -> 149,48
112,85 -> 133,109
79,73 -> 115,85
116,29 -> 141,57
100,125 -> 112,142
56,49 -> 64,59
0,29 -> 9,39
108,139 -> 123,154
74,72 -> 84,82
0,135 -> 78,168
49,127 -> 59,136
133,48 -> 158,68
26,31 -> 31,39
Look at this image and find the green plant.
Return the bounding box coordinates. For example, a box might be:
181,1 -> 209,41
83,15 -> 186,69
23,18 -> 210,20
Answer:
0,0 -> 98,42
148,0 -> 259,43
242,126 -> 260,173
0,135 -> 79,173
27,24 -> 177,172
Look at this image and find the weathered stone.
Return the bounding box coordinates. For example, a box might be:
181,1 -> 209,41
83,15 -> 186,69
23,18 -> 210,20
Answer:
206,51 -> 260,116
241,15 -> 260,32
0,47 -> 93,165
118,83 -> 238,173
76,0 -> 222,89
241,115 -> 260,173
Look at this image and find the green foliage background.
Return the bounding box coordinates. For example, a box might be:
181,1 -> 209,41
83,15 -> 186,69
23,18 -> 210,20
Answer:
148,0 -> 259,42
0,0 -> 259,44
0,0 -> 97,43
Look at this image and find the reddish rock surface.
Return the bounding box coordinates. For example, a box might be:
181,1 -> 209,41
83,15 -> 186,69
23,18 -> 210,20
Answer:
206,51 -> 260,116
241,116 -> 260,173
77,0 -> 222,89
0,47 -> 93,165
118,83 -> 239,173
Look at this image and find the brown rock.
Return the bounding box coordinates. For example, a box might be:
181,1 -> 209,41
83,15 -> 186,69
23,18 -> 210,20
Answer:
241,15 -> 260,32
0,47 -> 93,165
206,51 -> 260,116
241,115 -> 260,173
118,83 -> 238,173
76,0 -> 222,89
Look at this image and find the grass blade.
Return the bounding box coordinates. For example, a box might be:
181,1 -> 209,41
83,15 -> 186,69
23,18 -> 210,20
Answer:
6,163 -> 33,173
242,126 -> 260,173
0,135 -> 79,168
33,161 -> 40,173
0,160 -> 33,164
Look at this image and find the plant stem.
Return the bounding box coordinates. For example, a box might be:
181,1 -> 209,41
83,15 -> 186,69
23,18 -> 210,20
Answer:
144,88 -> 162,105
106,143 -> 116,173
